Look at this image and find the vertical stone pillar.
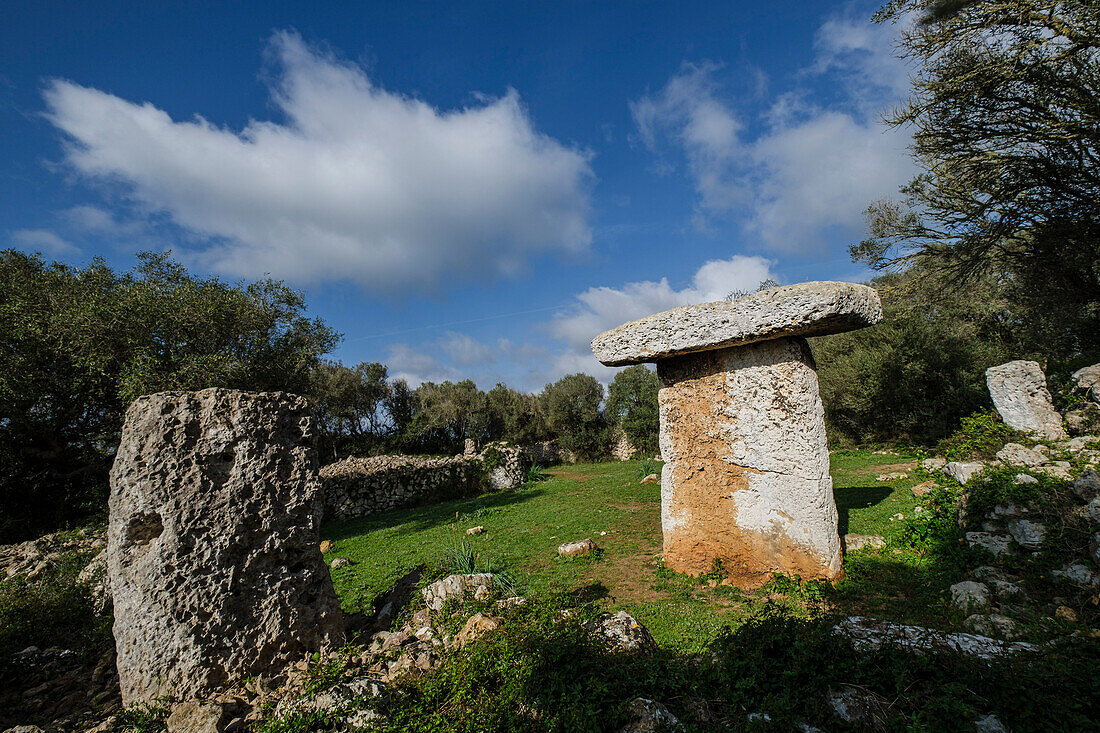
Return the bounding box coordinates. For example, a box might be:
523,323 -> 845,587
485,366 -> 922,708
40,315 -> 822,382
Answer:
108,388 -> 344,704
591,282 -> 882,586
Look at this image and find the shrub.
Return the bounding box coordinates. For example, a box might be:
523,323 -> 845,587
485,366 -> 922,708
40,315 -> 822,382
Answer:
936,410 -> 1023,461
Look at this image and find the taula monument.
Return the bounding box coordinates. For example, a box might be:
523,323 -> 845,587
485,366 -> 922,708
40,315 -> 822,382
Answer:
591,281 -> 882,586
108,388 -> 344,704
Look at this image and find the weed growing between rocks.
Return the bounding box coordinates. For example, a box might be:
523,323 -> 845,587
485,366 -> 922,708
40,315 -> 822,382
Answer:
937,410 -> 1025,461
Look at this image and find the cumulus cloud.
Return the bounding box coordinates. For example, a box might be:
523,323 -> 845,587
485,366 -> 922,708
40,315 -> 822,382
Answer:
549,255 -> 775,379
631,14 -> 915,252
11,228 -> 79,256
43,31 -> 593,292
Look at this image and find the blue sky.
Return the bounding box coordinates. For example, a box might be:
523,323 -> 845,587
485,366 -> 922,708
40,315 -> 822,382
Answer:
1,1 -> 915,392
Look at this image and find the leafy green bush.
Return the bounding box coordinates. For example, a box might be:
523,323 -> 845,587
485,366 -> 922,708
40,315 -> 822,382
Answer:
937,410 -> 1023,461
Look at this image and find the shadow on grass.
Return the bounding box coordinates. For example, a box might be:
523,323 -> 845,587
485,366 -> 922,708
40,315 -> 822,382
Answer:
322,487 -> 549,541
834,484 -> 895,536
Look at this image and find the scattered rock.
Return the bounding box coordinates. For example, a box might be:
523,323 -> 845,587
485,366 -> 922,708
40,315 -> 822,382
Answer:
640,473 -> 659,484
582,611 -> 657,654
828,685 -> 888,727
876,471 -> 908,482
1053,564 -> 1100,588
921,457 -> 947,472
107,389 -> 344,705
975,713 -> 1010,733
330,556 -> 352,569
951,581 -> 991,613
1035,463 -> 1072,481
76,549 -> 111,615
421,573 -> 494,611
319,540 -> 334,554
964,614 -> 1018,640
558,539 -> 598,557
995,443 -> 1046,467
1066,405 -> 1100,436
985,360 -> 1066,440
452,612 -> 501,649
910,481 -> 937,497
166,700 -> 235,733
617,697 -> 681,733
944,461 -> 985,484
466,526 -> 485,535
1073,470 -> 1100,501
843,534 -> 886,552
988,579 -> 1024,600
1072,363 -> 1100,403
1013,474 -> 1038,485
1055,605 -> 1078,622
834,616 -> 1035,658
1007,519 -> 1046,551
966,532 -> 1013,557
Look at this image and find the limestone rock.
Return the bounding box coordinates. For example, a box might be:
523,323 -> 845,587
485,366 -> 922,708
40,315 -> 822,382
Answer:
910,481 -> 937,497
1073,470 -> 1100,501
1053,564 -> 1100,588
1035,462 -> 1072,480
921,457 -> 947,472
582,611 -> 657,654
964,614 -> 1019,640
995,443 -> 1046,467
421,573 -> 494,611
453,612 -> 501,649
986,360 -> 1066,440
77,549 -> 111,615
834,616 -> 1035,658
1065,404 -> 1100,436
107,388 -> 343,705
640,473 -> 659,484
951,581 -> 991,613
1007,519 -> 1046,551
944,461 -> 985,484
1013,474 -> 1038,485
657,337 -> 842,584
1073,363 -> 1100,403
966,532 -> 1013,557
590,281 -> 881,366
618,698 -> 681,733
843,534 -> 886,552
166,700 -> 234,733
558,538 -> 598,557
975,714 -> 1009,733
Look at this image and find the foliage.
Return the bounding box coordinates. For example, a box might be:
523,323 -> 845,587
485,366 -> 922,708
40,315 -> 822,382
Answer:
0,250 -> 339,541
0,549 -> 111,665
525,463 -> 549,483
540,373 -> 609,460
309,360 -> 391,461
605,365 -> 659,456
815,266 -> 1021,446
936,410 -> 1023,461
110,699 -> 171,732
857,0 -> 1100,357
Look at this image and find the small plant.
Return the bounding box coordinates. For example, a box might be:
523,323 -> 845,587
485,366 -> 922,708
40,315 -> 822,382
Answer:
110,698 -> 172,732
301,654 -> 348,696
634,457 -> 659,479
936,410 -> 1023,461
525,463 -> 549,483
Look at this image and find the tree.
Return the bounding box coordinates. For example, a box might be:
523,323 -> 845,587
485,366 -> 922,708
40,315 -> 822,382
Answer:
483,383 -> 550,446
310,361 -> 391,460
384,378 -> 418,453
409,380 -> 486,454
541,374 -> 609,460
606,365 -> 660,455
813,264 -> 1021,445
0,250 -> 339,541
856,0 -> 1100,356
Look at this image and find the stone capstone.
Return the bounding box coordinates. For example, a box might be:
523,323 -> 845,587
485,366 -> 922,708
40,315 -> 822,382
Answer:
107,388 -> 344,705
986,361 -> 1066,440
590,281 -> 881,366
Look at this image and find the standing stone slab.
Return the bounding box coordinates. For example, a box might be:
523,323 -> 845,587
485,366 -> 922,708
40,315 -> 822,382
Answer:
108,388 -> 344,705
592,282 -> 881,586
986,361 -> 1066,440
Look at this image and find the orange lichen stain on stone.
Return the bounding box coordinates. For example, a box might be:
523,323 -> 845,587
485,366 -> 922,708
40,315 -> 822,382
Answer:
657,347 -> 842,589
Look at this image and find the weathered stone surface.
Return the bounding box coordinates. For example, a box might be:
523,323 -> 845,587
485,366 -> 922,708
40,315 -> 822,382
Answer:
1007,518 -> 1046,550
453,613 -> 501,649
950,581 -> 991,613
966,532 -> 1013,557
943,461 -> 984,484
617,698 -> 681,733
843,534 -> 886,552
656,337 -> 842,584
986,360 -> 1066,440
1073,470 -> 1100,501
995,443 -> 1046,467
1073,363 -> 1100,403
834,616 -> 1035,658
558,538 -> 598,557
591,281 -> 882,366
107,388 -> 344,705
420,573 -> 494,611
582,611 -> 657,654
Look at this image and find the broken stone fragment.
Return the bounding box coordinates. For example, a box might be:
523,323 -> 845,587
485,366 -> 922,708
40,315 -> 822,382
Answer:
617,697 -> 681,733
640,473 -> 659,484
943,461 -> 984,484
995,443 -> 1046,467
452,612 -> 501,649
843,534 -> 886,552
558,538 -> 598,557
986,360 -> 1066,440
107,388 -> 344,705
950,581 -> 991,614
591,282 -> 881,587
1073,363 -> 1100,403
582,611 -> 656,654
420,573 -> 494,611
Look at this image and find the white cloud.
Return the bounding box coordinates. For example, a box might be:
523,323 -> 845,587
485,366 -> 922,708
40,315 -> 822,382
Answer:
43,31 -> 593,292
11,228 -> 80,256
439,331 -> 497,366
549,255 -> 776,380
631,13 -> 915,252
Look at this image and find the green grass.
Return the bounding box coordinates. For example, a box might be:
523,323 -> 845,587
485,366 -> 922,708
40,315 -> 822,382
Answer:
322,450 -> 930,650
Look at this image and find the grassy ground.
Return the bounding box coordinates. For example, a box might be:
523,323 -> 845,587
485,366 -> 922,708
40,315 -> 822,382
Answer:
321,449 -> 936,651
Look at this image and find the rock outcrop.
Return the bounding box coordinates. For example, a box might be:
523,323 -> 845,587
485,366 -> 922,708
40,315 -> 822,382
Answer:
985,360 -> 1066,440
107,388 -> 344,705
591,282 -> 881,586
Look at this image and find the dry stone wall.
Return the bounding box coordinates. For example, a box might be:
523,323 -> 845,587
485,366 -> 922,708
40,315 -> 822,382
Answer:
321,455 -> 483,520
